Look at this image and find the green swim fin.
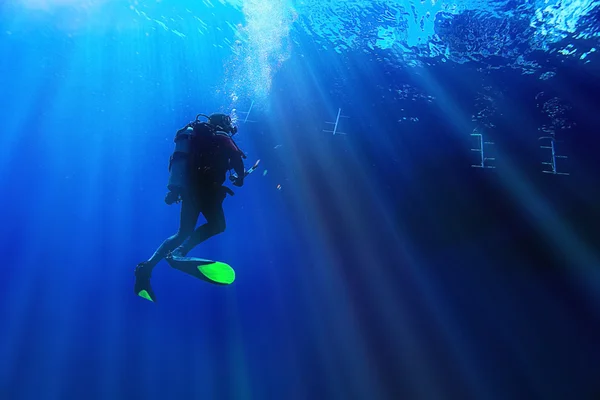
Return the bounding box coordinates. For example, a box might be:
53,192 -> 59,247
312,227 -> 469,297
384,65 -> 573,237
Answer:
134,263 -> 157,302
137,289 -> 155,302
167,256 -> 235,285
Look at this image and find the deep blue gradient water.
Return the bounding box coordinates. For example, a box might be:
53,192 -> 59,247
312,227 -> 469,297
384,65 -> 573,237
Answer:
1,1 -> 600,399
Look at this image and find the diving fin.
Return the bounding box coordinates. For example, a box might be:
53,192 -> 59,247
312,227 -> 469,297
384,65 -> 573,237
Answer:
134,263 -> 157,303
166,256 -> 235,285
137,288 -> 155,302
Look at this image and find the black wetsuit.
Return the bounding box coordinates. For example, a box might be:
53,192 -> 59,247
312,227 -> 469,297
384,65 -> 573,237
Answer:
146,131 -> 245,268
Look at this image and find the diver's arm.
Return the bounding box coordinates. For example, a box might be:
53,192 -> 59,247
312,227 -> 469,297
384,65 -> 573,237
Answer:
220,135 -> 246,181
230,155 -> 245,186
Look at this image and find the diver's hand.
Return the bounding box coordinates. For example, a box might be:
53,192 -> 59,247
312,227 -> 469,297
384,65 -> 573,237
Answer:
232,177 -> 244,187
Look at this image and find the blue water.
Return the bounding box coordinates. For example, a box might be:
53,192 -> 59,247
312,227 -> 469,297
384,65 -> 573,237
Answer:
1,1 -> 599,399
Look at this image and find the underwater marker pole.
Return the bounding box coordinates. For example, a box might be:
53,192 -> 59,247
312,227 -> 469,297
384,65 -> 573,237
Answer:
229,159 -> 260,182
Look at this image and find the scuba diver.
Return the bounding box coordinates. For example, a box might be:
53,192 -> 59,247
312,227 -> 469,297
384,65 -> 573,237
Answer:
134,113 -> 247,302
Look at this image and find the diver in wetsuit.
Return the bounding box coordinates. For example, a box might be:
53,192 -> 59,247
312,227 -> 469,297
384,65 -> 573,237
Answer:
134,113 -> 246,301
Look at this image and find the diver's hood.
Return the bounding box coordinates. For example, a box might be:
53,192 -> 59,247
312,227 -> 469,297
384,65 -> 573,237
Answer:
208,113 -> 238,135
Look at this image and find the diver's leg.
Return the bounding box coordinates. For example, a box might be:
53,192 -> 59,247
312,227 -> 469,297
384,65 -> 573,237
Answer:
173,191 -> 226,256
135,194 -> 201,301
144,196 -> 201,269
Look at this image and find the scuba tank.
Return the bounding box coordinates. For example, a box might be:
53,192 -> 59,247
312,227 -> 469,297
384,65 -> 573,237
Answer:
166,127 -> 192,198
166,114 -> 214,204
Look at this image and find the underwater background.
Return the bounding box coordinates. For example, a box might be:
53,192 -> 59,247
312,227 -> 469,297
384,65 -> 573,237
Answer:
1,0 -> 599,399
